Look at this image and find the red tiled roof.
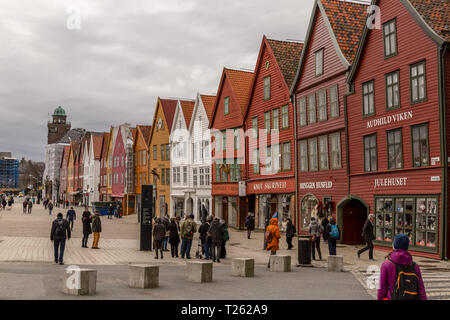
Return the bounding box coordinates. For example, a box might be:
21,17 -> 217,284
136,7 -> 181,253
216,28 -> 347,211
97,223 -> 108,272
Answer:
225,68 -> 254,112
180,100 -> 195,128
159,98 -> 178,132
267,39 -> 304,88
137,125 -> 152,145
130,128 -> 137,142
92,135 -> 103,160
320,0 -> 369,64
409,0 -> 450,41
101,132 -> 110,159
200,95 -> 216,123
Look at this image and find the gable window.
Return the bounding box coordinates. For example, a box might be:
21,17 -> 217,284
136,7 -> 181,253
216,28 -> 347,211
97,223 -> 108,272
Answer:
318,135 -> 329,170
264,112 -> 271,134
308,138 -> 318,171
281,105 -> 289,129
329,85 -> 339,118
264,76 -> 271,100
329,132 -> 342,169
308,94 -> 316,124
383,19 -> 398,58
315,49 -> 324,76
386,71 -> 400,110
224,97 -> 230,115
298,97 -> 307,127
411,61 -> 427,103
387,129 -> 403,169
412,124 -> 429,167
299,140 -> 308,172
282,142 -> 291,171
363,80 -> 375,116
318,89 -> 327,121
364,134 -> 377,172
272,109 -> 279,131
252,117 -> 258,138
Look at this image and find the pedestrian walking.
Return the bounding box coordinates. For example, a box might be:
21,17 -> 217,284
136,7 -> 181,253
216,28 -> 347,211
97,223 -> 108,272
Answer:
50,213 -> 71,265
358,214 -> 376,260
48,201 -> 54,215
43,199 -> 48,210
209,217 -> 224,263
22,199 -> 28,214
244,213 -> 255,239
323,217 -> 340,256
220,220 -> 229,259
286,218 -> 297,250
108,204 -> 114,219
199,216 -> 212,260
168,218 -> 180,257
81,208 -> 92,248
308,217 -> 323,260
27,200 -> 33,214
2,198 -> 7,210
321,215 -> 329,234
378,234 -> 427,300
66,207 -> 77,231
180,214 -> 197,259
153,218 -> 165,259
265,217 -> 281,268
163,214 -> 170,251
91,211 -> 102,249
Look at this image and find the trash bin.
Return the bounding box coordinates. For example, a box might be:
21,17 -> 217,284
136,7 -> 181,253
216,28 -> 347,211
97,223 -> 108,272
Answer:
298,235 -> 312,265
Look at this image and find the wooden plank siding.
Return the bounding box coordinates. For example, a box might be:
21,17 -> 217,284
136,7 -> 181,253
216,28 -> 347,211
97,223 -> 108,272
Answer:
346,0 -> 443,258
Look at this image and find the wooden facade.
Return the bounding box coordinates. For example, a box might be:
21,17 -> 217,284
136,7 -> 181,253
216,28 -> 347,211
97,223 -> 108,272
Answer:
134,125 -> 151,215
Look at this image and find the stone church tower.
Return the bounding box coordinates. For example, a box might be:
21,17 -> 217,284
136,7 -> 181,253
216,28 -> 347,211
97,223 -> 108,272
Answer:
47,106 -> 71,144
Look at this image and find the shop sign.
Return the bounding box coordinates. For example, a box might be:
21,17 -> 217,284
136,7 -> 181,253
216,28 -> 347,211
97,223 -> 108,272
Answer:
253,181 -> 288,192
373,177 -> 407,189
299,181 -> 333,190
366,111 -> 413,129
431,157 -> 440,165
431,176 -> 440,182
238,181 -> 246,197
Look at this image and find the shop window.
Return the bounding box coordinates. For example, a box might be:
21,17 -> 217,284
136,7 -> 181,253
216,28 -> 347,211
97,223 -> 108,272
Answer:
387,129 -> 403,169
412,123 -> 429,167
375,198 -> 393,242
395,198 -> 414,242
301,195 -> 318,231
416,198 -> 437,248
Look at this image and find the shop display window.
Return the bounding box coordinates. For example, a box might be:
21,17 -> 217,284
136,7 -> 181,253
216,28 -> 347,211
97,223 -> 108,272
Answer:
301,195 -> 318,231
415,197 -> 437,248
375,198 -> 393,241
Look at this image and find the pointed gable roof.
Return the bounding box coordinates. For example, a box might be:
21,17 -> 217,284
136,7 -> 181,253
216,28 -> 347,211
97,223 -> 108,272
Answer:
179,99 -> 195,128
137,125 -> 152,145
407,0 -> 449,42
266,39 -> 304,88
200,94 -> 216,123
224,68 -> 254,113
92,135 -> 103,160
159,98 -> 178,132
101,132 -> 110,159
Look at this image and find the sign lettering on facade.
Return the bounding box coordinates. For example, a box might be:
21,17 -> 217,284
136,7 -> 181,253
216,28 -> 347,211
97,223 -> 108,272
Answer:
431,157 -> 440,165
373,177 -> 407,189
299,181 -> 333,190
252,181 -> 288,191
431,176 -> 441,182
366,111 -> 413,129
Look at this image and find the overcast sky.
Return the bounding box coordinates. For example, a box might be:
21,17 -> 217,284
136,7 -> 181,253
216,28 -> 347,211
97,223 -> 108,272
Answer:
0,0 -> 316,162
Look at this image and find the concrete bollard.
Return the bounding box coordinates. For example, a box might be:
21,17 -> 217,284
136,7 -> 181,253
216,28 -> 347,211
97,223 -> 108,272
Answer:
327,255 -> 344,272
232,258 -> 255,277
128,264 -> 159,289
186,261 -> 213,283
63,268 -> 97,296
270,255 -> 291,272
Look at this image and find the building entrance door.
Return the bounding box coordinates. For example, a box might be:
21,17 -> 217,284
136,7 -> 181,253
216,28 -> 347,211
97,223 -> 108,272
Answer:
341,199 -> 367,245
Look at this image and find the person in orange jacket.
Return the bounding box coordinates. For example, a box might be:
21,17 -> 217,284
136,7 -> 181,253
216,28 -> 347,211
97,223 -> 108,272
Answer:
266,218 -> 281,268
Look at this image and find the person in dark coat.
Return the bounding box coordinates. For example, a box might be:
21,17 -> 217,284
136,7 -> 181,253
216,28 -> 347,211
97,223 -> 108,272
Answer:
358,214 -> 375,260
323,217 -> 340,256
244,213 -> 255,239
27,200 -> 33,213
48,201 -> 54,215
22,199 -> 28,214
168,218 -> 180,257
50,212 -> 71,265
162,214 -> 170,252
198,216 -> 212,260
209,218 -> 224,263
220,220 -> 229,259
81,208 -> 92,248
308,217 -> 324,260
66,207 -> 77,231
91,212 -> 102,249
153,218 -> 166,259
286,218 -> 297,250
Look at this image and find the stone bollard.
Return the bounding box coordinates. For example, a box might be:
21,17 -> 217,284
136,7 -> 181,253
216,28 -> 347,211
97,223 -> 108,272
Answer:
232,258 -> 255,277
327,255 -> 344,272
270,255 -> 291,272
186,261 -> 213,283
63,268 -> 97,296
129,264 -> 159,289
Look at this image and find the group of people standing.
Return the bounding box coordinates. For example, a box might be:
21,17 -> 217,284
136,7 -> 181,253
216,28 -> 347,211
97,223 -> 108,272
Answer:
198,216 -> 229,262
22,198 -> 33,214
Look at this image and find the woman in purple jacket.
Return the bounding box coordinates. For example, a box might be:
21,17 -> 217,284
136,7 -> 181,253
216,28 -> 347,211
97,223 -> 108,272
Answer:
378,234 -> 427,300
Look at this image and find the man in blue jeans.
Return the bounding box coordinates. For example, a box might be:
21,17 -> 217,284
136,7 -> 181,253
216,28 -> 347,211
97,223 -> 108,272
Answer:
180,214 -> 197,259
50,213 -> 71,265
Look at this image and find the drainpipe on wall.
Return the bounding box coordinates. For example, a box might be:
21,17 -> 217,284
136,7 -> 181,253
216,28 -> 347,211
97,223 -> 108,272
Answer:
292,94 -> 299,233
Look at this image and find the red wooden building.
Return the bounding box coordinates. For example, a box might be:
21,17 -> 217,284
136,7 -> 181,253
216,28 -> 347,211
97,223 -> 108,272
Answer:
291,0 -> 368,237
99,132 -> 110,201
244,36 -> 303,231
345,0 -> 449,259
210,68 -> 253,229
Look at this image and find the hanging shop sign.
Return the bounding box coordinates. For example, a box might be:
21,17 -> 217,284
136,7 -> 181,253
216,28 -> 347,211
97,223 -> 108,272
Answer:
238,181 -> 246,197
299,181 -> 333,190
373,177 -> 407,189
366,111 -> 413,129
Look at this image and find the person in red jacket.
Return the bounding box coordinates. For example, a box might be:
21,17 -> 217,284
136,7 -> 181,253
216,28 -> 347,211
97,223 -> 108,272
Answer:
378,234 -> 427,300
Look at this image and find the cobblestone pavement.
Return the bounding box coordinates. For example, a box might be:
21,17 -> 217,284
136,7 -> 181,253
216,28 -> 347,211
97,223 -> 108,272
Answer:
1,200 -> 449,299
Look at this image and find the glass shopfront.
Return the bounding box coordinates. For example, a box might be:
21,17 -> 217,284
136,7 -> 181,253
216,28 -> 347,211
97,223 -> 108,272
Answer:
300,194 -> 318,231
375,195 -> 438,251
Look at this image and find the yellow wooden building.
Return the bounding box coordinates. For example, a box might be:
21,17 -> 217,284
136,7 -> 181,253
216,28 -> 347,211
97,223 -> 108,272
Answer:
134,125 -> 152,215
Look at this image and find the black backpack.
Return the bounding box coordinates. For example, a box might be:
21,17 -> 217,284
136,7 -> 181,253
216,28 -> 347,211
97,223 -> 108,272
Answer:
389,259 -> 420,300
55,220 -> 66,238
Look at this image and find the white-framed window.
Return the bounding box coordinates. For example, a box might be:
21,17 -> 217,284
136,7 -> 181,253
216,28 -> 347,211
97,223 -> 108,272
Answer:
299,140 -> 308,172
224,96 -> 230,115
318,89 -> 327,121
363,81 -> 375,116
329,85 -> 339,118
281,105 -> 289,129
386,71 -> 400,110
318,135 -> 329,170
411,61 -> 427,103
264,76 -> 271,100
308,137 -> 318,171
330,132 -> 342,169
298,96 -> 307,126
383,19 -> 397,58
308,94 -> 316,124
272,109 -> 279,131
315,49 -> 324,76
193,168 -> 198,187
264,112 -> 270,134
